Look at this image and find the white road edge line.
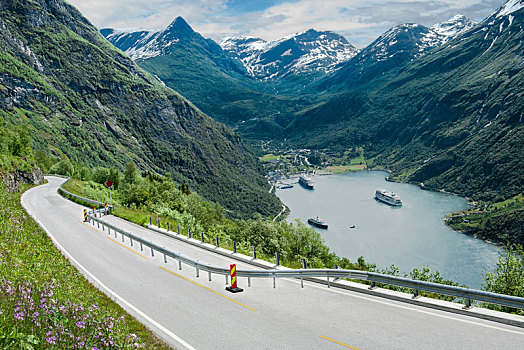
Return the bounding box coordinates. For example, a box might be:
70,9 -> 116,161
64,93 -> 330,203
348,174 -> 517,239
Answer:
21,188 -> 197,350
295,278 -> 524,336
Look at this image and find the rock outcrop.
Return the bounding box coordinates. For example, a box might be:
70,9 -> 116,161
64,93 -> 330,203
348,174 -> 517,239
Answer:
1,168 -> 44,193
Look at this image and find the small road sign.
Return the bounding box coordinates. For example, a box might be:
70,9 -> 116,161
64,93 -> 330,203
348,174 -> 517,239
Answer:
105,180 -> 113,188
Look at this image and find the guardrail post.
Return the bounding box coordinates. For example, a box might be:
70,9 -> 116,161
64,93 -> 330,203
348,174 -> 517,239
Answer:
102,223 -> 104,232
248,277 -> 251,287
97,221 -> 100,229
167,222 -> 170,232
188,228 -> 191,239
164,254 -> 167,263
201,232 -> 204,243
216,236 -> 219,247
178,260 -> 182,270
158,218 -> 160,229
208,271 -> 212,281
196,266 -> 199,278
121,233 -> 125,242
151,247 -> 154,257
327,276 -> 330,288
370,281 -> 376,290
301,276 -> 304,288
413,289 -> 419,298
302,258 -> 306,269
149,217 -> 151,225
253,246 -> 256,259
273,273 -> 276,288
233,241 -> 237,253
114,229 -> 117,238
130,237 -> 133,246
225,274 -> 229,285
140,242 -> 143,251
276,252 -> 280,265
464,298 -> 472,309
177,225 -> 180,235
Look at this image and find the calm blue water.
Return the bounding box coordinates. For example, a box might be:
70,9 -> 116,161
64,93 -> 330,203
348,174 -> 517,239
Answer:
276,171 -> 501,289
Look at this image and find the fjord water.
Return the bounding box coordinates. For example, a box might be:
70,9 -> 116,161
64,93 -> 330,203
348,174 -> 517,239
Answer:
276,171 -> 501,289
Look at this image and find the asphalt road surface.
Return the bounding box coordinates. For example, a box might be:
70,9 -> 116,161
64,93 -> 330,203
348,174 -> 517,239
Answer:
21,177 -> 524,349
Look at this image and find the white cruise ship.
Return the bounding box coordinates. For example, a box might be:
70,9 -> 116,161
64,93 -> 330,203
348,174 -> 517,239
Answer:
375,189 -> 402,206
299,175 -> 314,189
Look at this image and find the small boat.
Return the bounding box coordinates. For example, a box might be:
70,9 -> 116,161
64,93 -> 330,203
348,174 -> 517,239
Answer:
308,216 -> 328,229
349,225 -> 356,229
279,184 -> 294,189
299,175 -> 314,189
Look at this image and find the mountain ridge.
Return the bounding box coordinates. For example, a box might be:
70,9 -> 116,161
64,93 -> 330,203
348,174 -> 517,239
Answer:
220,29 -> 359,80
0,0 -> 281,218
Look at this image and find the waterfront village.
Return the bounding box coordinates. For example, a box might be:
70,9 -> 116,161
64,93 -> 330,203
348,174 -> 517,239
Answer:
257,143 -> 369,189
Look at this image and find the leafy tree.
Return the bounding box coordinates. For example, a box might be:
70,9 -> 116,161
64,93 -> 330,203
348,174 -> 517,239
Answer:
49,158 -> 74,176
34,151 -> 57,174
124,162 -> 138,185
109,168 -> 120,189
78,166 -> 92,181
483,244 -> 524,314
7,125 -> 32,158
178,182 -> 191,195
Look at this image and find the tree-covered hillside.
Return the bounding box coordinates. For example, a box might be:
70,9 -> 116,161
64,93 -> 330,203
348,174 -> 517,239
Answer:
0,0 -> 281,218
285,4 -> 524,203
103,17 -> 316,140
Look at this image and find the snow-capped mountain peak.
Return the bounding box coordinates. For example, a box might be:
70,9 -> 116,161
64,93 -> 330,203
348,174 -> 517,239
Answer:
220,29 -> 358,80
102,16 -> 203,60
431,14 -> 476,37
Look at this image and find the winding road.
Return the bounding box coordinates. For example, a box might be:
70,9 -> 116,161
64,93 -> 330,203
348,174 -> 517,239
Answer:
21,177 -> 524,349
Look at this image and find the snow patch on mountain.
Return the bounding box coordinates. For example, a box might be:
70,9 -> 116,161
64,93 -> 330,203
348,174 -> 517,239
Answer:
220,30 -> 358,79
431,14 -> 475,38
103,28 -> 172,60
497,0 -> 524,17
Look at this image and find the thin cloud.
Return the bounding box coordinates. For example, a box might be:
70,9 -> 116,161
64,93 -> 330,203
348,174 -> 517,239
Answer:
67,0 -> 505,47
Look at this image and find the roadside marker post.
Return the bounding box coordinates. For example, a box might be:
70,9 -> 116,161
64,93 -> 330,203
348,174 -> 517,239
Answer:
105,180 -> 113,210
226,264 -> 243,293
83,209 -> 88,222
93,206 -> 97,218
104,203 -> 108,216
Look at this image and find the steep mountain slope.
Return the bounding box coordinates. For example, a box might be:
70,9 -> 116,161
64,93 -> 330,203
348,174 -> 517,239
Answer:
288,1 -> 523,202
0,0 -> 280,218
318,15 -> 475,92
220,29 -> 358,80
102,17 -> 316,137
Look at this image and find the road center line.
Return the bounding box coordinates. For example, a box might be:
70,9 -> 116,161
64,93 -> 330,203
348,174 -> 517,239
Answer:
22,190 -> 196,350
320,336 -> 360,349
79,220 -> 99,232
159,266 -> 257,312
107,237 -> 149,260
299,279 -> 524,335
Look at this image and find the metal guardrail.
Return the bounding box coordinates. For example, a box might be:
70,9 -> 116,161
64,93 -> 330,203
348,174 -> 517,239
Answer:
49,175 -> 524,311
85,209 -> 524,310
46,174 -> 107,207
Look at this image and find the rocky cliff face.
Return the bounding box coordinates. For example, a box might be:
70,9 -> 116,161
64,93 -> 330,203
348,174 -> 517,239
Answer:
0,0 -> 280,218
1,168 -> 44,193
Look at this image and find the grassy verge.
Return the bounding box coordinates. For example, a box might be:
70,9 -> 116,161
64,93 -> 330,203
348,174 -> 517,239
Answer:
62,179 -> 349,270
259,153 -> 280,162
326,165 -> 349,174
0,184 -> 171,349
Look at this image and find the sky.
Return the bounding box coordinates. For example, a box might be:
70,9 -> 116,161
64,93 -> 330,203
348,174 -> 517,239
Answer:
67,0 -> 506,47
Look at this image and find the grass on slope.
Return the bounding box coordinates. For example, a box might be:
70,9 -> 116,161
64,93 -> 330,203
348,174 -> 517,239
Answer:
0,185 -> 170,349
